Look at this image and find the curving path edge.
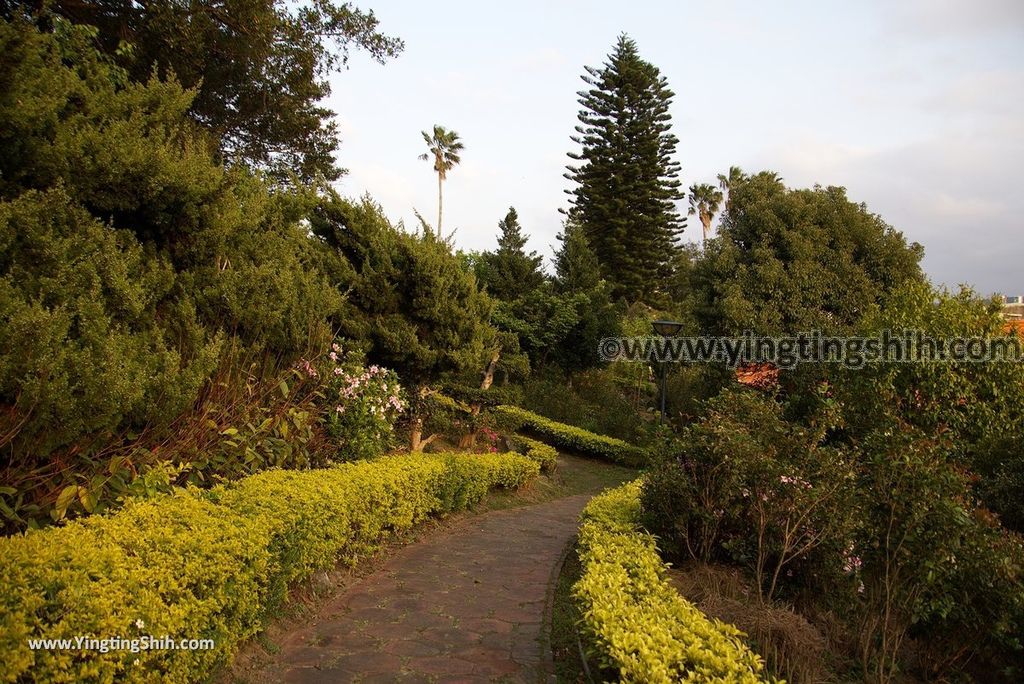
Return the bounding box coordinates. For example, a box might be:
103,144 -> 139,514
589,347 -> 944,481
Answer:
246,493 -> 593,684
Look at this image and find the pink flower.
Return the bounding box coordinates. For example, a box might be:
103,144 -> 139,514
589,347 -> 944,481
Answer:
298,359 -> 319,378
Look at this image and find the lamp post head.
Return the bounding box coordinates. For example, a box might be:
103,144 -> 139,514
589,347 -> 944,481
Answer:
652,319 -> 684,337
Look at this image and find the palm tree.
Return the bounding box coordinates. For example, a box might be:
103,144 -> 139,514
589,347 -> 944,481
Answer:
419,125 -> 464,233
716,165 -> 746,214
716,165 -> 746,193
688,183 -> 723,248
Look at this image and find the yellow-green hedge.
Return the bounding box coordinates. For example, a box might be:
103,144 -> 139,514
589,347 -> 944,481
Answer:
0,452 -> 538,684
574,480 -> 771,683
509,434 -> 558,472
494,405 -> 648,466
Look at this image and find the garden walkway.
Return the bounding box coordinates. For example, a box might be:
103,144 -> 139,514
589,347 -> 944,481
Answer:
240,492 -> 594,683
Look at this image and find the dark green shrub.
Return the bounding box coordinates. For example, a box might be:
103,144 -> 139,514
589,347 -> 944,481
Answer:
521,367 -> 651,443
642,387 -> 857,602
853,427 -> 1024,681
0,188 -> 221,457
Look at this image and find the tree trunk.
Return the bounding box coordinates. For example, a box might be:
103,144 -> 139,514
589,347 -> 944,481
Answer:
701,214 -> 711,248
460,347 -> 502,449
409,410 -> 440,452
437,172 -> 443,233
480,347 -> 500,391
409,415 -> 424,451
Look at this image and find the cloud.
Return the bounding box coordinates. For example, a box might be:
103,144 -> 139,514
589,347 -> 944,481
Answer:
883,0 -> 1024,39
750,130 -> 1023,295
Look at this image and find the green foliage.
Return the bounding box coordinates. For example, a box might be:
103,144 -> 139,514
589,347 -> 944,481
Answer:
419,124 -> 463,232
475,207 -> 545,301
692,172 -> 924,335
574,480 -> 771,683
833,280 -> 1024,531
0,451 -> 539,683
687,182 -> 723,245
974,432 -> 1024,532
520,369 -> 649,443
312,193 -> 493,394
0,187 -> 220,456
508,435 -> 558,472
642,387 -> 857,600
564,34 -> 684,305
493,405 -> 648,466
852,427 -> 1024,680
29,0 -> 403,181
645,377 -> 1024,679
492,285 -> 580,365
0,17 -> 348,526
553,219 -> 601,294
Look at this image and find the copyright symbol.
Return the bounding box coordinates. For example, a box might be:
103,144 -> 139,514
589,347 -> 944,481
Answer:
598,337 -> 622,361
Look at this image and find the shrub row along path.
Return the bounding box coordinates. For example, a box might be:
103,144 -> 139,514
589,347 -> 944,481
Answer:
232,458 -> 625,683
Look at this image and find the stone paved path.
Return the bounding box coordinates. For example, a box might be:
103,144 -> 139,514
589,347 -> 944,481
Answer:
253,494 -> 593,684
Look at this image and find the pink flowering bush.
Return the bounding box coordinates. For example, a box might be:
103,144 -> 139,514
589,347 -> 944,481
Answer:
478,427 -> 500,453
641,387 -> 857,601
321,342 -> 406,461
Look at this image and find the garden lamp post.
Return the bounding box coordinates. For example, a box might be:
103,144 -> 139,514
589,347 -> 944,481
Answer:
651,319 -> 684,424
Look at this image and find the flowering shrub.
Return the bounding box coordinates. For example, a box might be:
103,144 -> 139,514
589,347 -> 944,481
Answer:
478,426 -> 501,453
641,387 -> 857,601
643,386 -> 1024,680
320,343 -> 405,460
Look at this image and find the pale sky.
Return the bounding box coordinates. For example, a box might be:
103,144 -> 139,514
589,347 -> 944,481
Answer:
327,0 -> 1024,296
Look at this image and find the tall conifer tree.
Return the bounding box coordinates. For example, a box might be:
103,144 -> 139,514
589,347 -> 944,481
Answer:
564,34 -> 684,304
553,220 -> 601,294
476,207 -> 545,301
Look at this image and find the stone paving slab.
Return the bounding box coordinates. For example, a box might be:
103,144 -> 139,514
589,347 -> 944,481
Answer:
247,494 -> 592,683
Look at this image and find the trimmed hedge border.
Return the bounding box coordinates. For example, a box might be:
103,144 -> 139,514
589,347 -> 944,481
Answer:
508,434 -> 558,473
574,480 -> 770,683
493,405 -> 648,466
0,452 -> 539,684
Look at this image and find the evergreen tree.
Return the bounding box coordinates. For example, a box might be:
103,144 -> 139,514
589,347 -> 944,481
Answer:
693,172 -> 925,336
311,194 -> 493,450
553,219 -> 601,294
476,207 -> 545,301
15,1 -> 403,182
564,33 -> 684,305
550,219 -> 622,373
0,17 -> 344,474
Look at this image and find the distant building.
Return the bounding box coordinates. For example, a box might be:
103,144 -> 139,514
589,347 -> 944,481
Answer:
735,363 -> 779,389
1000,295 -> 1024,333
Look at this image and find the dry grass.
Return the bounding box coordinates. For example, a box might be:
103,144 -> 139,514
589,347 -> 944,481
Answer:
667,563 -> 832,683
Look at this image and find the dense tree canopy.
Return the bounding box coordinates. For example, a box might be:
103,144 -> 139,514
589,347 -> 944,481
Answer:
0,17 -> 344,463
475,207 -> 545,302
7,0 -> 403,181
564,34 -> 684,305
311,195 -> 492,392
553,219 -> 601,295
691,172 -> 925,335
